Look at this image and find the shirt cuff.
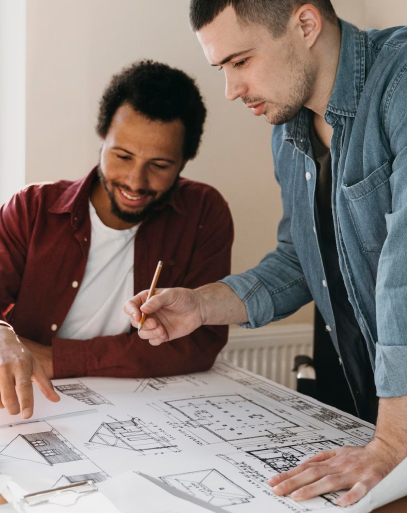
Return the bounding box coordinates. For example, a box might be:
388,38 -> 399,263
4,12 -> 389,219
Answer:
375,343 -> 407,397
220,273 -> 275,329
52,337 -> 87,378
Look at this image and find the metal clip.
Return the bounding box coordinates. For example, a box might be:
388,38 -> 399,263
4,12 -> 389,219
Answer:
22,480 -> 97,507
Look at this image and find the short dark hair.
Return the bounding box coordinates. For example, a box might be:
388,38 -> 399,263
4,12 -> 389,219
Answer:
190,0 -> 338,38
96,60 -> 207,161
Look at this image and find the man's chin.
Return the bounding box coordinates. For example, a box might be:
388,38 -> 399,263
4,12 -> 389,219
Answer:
264,105 -> 302,126
110,201 -> 151,225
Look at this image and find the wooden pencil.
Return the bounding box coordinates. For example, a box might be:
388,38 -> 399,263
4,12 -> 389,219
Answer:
138,261 -> 163,332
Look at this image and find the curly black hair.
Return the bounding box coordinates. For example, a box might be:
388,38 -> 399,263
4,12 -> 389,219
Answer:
96,60 -> 207,161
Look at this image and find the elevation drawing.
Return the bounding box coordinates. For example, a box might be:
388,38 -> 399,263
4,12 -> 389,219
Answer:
160,469 -> 254,508
134,374 -> 211,394
0,429 -> 86,465
54,472 -> 108,488
55,382 -> 112,406
89,418 -> 176,454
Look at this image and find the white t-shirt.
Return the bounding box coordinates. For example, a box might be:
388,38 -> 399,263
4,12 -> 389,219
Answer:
57,202 -> 139,340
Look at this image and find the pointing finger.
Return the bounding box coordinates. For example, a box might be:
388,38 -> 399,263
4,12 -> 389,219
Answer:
15,378 -> 34,419
32,361 -> 60,403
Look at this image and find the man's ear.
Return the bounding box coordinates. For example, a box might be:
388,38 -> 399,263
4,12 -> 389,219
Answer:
293,4 -> 323,48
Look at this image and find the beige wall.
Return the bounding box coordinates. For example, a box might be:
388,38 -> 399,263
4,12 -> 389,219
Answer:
24,1 -> 407,326
365,0 -> 407,28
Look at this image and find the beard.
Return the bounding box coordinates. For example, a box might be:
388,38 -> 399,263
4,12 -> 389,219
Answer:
97,165 -> 178,225
242,60 -> 317,126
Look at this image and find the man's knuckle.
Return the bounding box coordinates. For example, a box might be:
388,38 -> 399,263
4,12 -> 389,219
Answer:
16,380 -> 32,391
2,397 -> 18,409
356,479 -> 370,495
321,475 -> 337,487
14,359 -> 30,372
306,467 -> 320,480
366,469 -> 384,483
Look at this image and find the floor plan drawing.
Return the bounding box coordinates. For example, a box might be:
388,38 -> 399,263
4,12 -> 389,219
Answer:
160,468 -> 254,508
89,417 -> 178,454
0,429 -> 86,465
212,362 -> 375,443
54,471 -> 109,488
163,394 -> 320,450
55,381 -> 112,406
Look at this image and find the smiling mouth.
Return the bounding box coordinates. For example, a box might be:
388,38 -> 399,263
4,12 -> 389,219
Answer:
119,188 -> 143,201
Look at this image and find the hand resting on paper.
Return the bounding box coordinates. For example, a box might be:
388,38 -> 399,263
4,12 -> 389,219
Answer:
269,395 -> 407,507
0,326 -> 59,419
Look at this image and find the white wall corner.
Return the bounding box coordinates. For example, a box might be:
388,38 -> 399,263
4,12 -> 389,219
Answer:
0,0 -> 26,205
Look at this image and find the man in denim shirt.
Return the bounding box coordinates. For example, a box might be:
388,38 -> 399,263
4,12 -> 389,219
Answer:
126,0 -> 407,506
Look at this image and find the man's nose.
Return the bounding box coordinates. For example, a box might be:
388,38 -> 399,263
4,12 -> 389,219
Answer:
225,74 -> 247,102
125,162 -> 149,191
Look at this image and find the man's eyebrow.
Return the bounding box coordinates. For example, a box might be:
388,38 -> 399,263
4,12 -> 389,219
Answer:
211,48 -> 255,67
113,147 -> 175,164
152,158 -> 176,164
113,146 -> 134,155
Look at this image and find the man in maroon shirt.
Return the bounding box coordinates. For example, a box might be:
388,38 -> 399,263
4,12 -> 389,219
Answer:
0,60 -> 233,419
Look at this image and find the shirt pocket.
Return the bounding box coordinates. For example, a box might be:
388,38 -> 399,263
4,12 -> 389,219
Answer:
341,160 -> 392,254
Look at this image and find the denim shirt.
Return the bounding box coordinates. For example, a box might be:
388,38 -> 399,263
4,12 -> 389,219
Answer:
222,20 -> 407,400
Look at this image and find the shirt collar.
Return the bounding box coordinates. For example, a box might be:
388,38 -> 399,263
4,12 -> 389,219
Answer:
283,19 -> 366,150
326,19 -> 366,118
48,167 -> 184,230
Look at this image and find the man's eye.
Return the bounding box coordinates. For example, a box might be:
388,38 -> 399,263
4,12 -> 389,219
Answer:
153,163 -> 168,169
233,59 -> 247,68
117,155 -> 131,161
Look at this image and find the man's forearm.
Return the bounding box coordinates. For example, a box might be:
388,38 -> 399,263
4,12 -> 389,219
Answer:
375,395 -> 407,458
197,282 -> 249,326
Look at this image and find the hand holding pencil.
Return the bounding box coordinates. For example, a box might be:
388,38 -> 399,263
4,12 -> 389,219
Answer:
124,273 -> 205,346
138,261 -> 163,332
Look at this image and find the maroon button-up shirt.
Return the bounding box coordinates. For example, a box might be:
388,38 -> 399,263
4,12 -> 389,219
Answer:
0,168 -> 233,378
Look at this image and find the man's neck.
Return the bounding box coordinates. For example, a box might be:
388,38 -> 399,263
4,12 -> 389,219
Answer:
306,21 -> 342,147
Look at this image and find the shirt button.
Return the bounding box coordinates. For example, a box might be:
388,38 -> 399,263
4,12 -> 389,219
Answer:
72,281 -> 79,288
338,358 -> 342,366
322,280 -> 327,288
325,325 -> 332,332
305,172 -> 312,181
51,324 -> 58,332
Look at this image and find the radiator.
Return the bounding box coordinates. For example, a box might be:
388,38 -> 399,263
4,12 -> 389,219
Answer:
219,323 -> 314,390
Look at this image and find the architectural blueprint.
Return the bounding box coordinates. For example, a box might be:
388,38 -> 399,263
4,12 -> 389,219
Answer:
55,380 -> 113,406
0,362 -> 377,512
